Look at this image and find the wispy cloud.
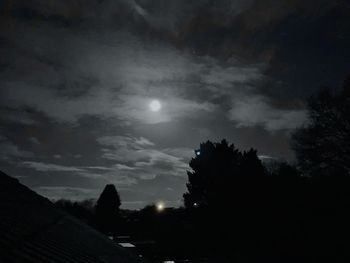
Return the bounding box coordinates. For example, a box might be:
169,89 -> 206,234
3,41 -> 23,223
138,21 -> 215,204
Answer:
34,186 -> 99,201
1,0 -> 339,208
21,161 -> 138,185
22,161 -> 84,172
98,135 -> 191,179
0,24 -> 263,126
229,95 -> 307,131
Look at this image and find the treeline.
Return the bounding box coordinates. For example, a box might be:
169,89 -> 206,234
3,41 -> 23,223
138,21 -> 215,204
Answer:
55,184 -> 121,235
180,140 -> 350,262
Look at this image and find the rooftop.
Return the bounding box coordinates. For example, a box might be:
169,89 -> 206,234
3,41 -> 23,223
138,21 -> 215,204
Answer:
0,171 -> 144,263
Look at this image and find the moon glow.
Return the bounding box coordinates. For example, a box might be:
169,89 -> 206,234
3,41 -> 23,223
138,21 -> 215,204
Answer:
150,100 -> 161,112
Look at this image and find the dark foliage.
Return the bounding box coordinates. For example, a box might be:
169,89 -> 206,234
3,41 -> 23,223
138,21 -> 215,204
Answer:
95,184 -> 121,234
183,139 -> 266,210
176,139 -> 350,262
292,77 -> 350,176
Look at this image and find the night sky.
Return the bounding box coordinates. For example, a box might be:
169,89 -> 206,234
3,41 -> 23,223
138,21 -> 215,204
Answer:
1,0 -> 349,209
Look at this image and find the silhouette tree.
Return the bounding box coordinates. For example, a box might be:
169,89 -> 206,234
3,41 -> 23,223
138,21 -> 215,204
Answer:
292,77 -> 350,176
95,184 -> 121,234
183,139 -> 266,211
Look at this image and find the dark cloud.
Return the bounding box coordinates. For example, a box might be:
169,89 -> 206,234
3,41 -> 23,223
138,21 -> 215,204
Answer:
1,0 -> 349,208
0,135 -> 33,160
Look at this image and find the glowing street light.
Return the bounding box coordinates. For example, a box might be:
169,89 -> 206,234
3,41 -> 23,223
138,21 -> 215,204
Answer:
156,201 -> 165,212
195,150 -> 201,156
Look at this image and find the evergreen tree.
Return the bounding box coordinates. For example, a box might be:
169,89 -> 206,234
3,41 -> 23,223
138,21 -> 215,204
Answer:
95,184 -> 121,234
183,140 -> 266,210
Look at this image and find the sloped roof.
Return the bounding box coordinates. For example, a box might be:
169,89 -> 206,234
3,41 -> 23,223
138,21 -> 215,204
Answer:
0,171 -> 143,263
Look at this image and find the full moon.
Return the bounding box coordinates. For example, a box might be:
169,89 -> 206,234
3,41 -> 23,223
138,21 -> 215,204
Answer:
149,100 -> 161,112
